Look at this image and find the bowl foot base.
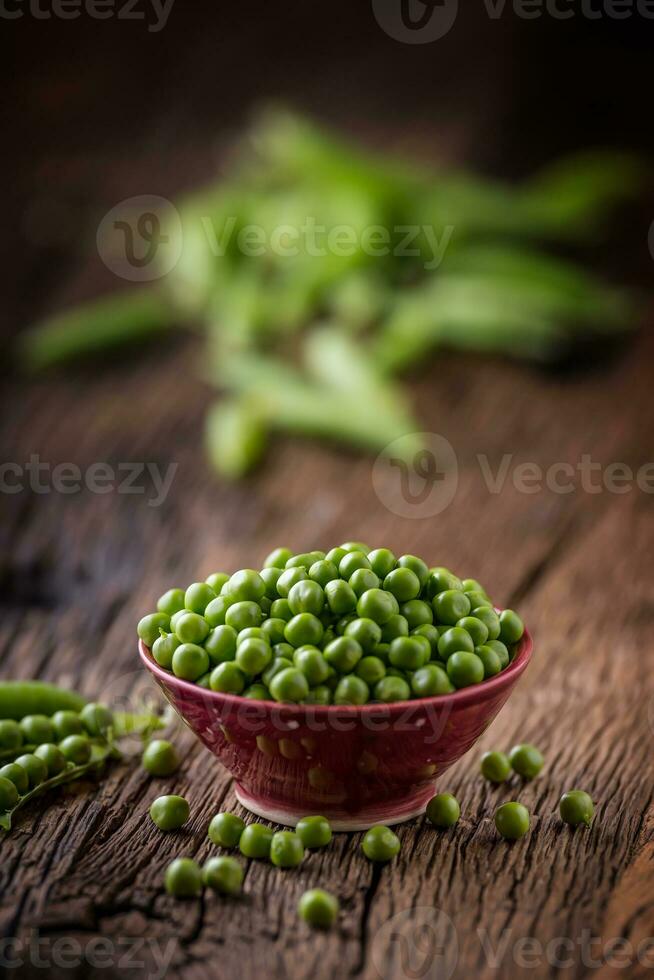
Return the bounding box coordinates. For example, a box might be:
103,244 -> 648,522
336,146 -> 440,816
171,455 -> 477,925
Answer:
234,784 -> 432,831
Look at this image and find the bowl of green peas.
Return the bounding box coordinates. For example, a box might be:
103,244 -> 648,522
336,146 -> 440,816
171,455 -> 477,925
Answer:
138,543 -> 532,829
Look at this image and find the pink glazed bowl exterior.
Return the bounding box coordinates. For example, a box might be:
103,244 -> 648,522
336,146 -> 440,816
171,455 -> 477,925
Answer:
139,628 -> 532,830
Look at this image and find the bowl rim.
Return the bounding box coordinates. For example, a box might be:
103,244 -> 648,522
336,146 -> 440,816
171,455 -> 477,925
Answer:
139,622 -> 532,716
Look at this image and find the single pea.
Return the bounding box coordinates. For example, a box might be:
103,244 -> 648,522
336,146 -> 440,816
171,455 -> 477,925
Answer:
389,637 -> 428,671
270,598 -> 293,622
204,625 -> 238,665
464,590 -> 492,610
243,683 -> 270,700
137,612 -> 171,647
559,790 -> 595,827
270,668 -> 309,703
325,546 -> 347,566
456,616 -> 489,647
397,554 -> 429,588
165,857 -> 203,898
426,793 -> 460,828
208,811 -> 246,847
294,646 -> 330,685
349,569 -> 381,599
210,662 -> 247,694
15,753 -> 48,787
276,567 -> 307,598
433,590 -> 471,625
411,633 -> 432,663
263,546 -> 294,568
204,595 -> 235,628
175,612 -> 210,645
79,702 -> 113,736
34,743 -> 67,777
142,739 -> 180,776
508,744 -> 544,779
411,623 -> 440,654
262,657 -> 294,688
236,627 -> 268,645
225,600 -> 262,632
381,614 -> 409,642
298,888 -> 339,929
259,566 -> 282,600
184,582 -> 217,615
0,775 -> 20,811
499,609 -> 525,644
57,735 -> 91,766
150,794 -> 190,831
284,613 -> 324,648
228,569 -> 266,603
495,801 -> 530,840
205,572 -> 230,594
52,710 -> 83,740
170,609 -> 187,632
480,750 -> 511,783
0,762 -> 29,795
197,671 -> 212,689
355,656 -> 386,686
239,823 -> 274,859
152,632 -> 181,669
411,663 -> 453,697
339,540 -> 370,554
384,567 -> 421,603
270,830 -> 305,868
446,651 -> 484,688
324,636 -> 363,673
400,599 -> 433,630
485,639 -> 510,669
157,587 -> 186,616
334,675 -> 369,705
356,588 -> 398,626
373,675 -> 411,702
236,638 -> 272,675
361,825 -> 400,862
286,550 -> 325,570
261,618 -> 287,645
461,578 -> 487,595
172,643 -> 209,681
0,720 -> 23,751
203,855 -> 244,895
475,645 -> 502,677
471,606 -> 501,640
426,567 -> 461,599
339,551 -> 371,579
368,548 -> 396,579
288,579 -> 325,617
308,559 -> 339,588
20,715 -> 55,745
344,617 -> 382,653
295,815 -> 332,849
439,627 -> 475,662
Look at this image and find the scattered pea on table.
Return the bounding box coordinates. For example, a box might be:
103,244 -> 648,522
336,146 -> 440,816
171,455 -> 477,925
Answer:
298,889 -> 340,929
150,795 -> 190,831
495,802 -> 530,840
142,740 -> 180,777
426,793 -> 460,829
361,825 -> 401,862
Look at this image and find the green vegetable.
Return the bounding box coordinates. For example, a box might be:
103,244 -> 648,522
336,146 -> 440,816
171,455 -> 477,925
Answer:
508,744 -> 544,780
295,815 -> 332,849
33,743 -> 67,777
361,824 -> 400,862
208,811 -> 245,847
14,753 -> 48,788
480,751 -> 511,783
52,710 -> 83,740
426,793 -> 460,829
150,794 -> 190,831
0,763 -> 29,795
0,720 -> 23,750
495,802 -> 530,840
203,855 -> 244,895
20,715 -> 55,745
58,735 -> 92,766
0,776 -> 20,811
0,681 -> 86,721
172,643 -> 209,681
270,830 -> 305,868
142,739 -> 180,777
165,857 -> 203,898
298,888 -> 339,929
559,790 -> 594,827
446,652 -> 485,689
239,823 -> 274,859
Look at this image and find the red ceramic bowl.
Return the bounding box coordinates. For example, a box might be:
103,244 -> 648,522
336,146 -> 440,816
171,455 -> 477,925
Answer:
139,628 -> 532,830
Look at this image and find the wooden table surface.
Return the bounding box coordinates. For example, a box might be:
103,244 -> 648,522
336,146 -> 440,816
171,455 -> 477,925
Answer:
2,10 -> 654,980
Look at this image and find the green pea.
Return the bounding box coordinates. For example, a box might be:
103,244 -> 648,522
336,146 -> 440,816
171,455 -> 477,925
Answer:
286,551 -> 325,570
456,616 -> 489,647
461,578 -> 487,594
270,668 -> 309,703
150,794 -> 190,831
0,762 -> 29,795
383,567 -> 420,602
172,643 -> 209,681
559,790 -> 594,827
236,638 -> 272,675
259,566 -> 282,599
339,541 -> 370,554
137,612 -> 171,647
361,824 -> 400,862
356,588 -> 399,625
389,637 -> 428,670
0,775 -> 20,811
400,599 -> 433,630
204,595 -> 235,627
34,743 -> 67,777
270,598 -> 293,622
323,579 -> 357,617
205,572 -> 230,594
294,646 -> 330,685
499,609 -> 525,644
344,617 -> 382,653
465,590 -> 492,610
175,612 -> 210,645
338,551 -> 371,579
480,750 -> 511,783
355,656 -> 386,685
397,554 -> 429,588
308,559 -> 339,588
381,614 -> 409,642
152,632 -> 181,669
276,567 -> 307,598
471,606 -> 501,640
0,720 -> 23,751
157,588 -> 186,616
57,735 -> 91,766
485,639 -> 510,669
304,685 -> 332,705
334,675 -> 369,705
508,744 -> 544,779
204,625 -> 238,665
411,664 -> 453,697
295,815 -> 332,849
262,657 -> 294,688
15,753 -> 48,787
426,793 -> 460,828
349,568 -> 381,599
446,651 -> 484,688
298,888 -> 339,929
426,567 -> 461,599
239,823 -> 274,859
203,855 -> 244,895
288,579 -> 325,617
52,710 -> 83,740
495,802 -> 530,839
228,569 -> 266,603
243,683 -> 270,700
225,601 -> 262,632
263,547 -> 294,568
432,590 -> 471,625
367,548 -> 396,579
323,636 -> 363,673
475,645 -> 502,677
142,739 -> 180,776
270,830 -> 305,868
325,546 -> 347,566
284,613 -> 323,648
208,811 -> 246,847
197,672 -> 212,689
20,714 -> 55,745
411,623 -> 439,653
79,702 -> 113,737
184,582 -> 217,615
210,662 -> 247,694
373,676 -> 411,702
165,857 -> 202,898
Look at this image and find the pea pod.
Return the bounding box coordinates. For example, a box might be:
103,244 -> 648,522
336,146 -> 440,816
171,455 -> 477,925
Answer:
0,681 -> 87,721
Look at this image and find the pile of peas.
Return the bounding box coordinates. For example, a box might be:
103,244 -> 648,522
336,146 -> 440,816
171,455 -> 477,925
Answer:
137,543 -> 526,704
